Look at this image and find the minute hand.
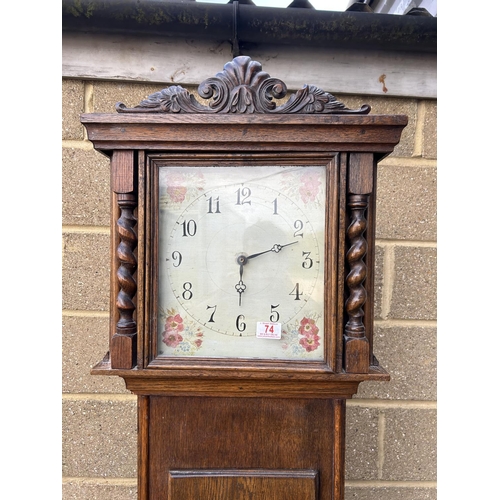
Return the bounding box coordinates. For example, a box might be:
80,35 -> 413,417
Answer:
246,241 -> 298,261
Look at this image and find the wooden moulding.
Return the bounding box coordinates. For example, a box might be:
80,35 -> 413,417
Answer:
123,378 -> 361,398
90,360 -> 389,398
81,114 -> 407,155
167,469 -> 318,500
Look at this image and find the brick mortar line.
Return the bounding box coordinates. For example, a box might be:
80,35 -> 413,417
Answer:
61,312 -> 436,326
61,313 -> 434,327
62,477 -> 437,488
84,81 -> 94,114
379,156 -> 436,167
61,310 -> 434,325
377,411 -> 386,480
62,139 -> 94,150
61,477 -> 437,488
348,399 -> 436,409
380,244 -> 394,320
62,393 -> 136,401
63,477 -> 136,486
376,239 -> 436,247
61,312 -> 434,324
63,310 -> 109,317
374,319 -> 436,327
61,138 -> 436,169
61,140 -> 437,168
61,315 -> 435,327
62,225 -> 110,234
61,227 -> 434,246
412,100 -> 426,157
345,480 -> 436,488
61,394 -> 436,409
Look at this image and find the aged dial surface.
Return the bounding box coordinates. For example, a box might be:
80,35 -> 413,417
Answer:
157,165 -> 326,360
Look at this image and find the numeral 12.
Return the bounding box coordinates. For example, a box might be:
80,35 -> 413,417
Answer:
235,187 -> 251,205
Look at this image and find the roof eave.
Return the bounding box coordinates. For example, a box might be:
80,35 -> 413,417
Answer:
62,0 -> 437,54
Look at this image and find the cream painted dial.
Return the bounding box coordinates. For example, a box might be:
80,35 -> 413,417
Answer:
157,165 -> 326,360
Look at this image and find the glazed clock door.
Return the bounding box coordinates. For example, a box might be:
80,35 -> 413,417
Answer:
152,161 -> 334,363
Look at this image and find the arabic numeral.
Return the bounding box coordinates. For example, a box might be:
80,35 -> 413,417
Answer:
236,314 -> 246,333
182,282 -> 193,300
293,220 -> 304,238
302,251 -> 313,269
181,219 -> 197,237
207,196 -> 221,214
235,187 -> 251,205
270,304 -> 280,322
207,304 -> 217,323
171,251 -> 182,267
289,283 -> 303,301
272,198 -> 278,215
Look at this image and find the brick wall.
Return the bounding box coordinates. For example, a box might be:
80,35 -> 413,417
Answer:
62,79 -> 437,499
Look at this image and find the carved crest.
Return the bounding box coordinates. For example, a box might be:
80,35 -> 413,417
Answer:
116,56 -> 370,115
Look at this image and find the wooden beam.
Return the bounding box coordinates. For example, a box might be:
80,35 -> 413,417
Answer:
62,32 -> 436,99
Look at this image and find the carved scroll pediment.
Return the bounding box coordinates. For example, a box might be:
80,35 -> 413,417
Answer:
116,56 -> 370,115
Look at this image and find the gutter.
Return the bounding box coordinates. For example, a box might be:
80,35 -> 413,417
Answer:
62,0 -> 437,54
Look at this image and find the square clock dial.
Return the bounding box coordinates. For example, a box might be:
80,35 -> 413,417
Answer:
156,165 -> 326,361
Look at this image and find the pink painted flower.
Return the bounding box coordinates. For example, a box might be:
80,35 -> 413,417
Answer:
299,173 -> 321,203
302,171 -> 322,185
165,314 -> 184,334
167,185 -> 187,203
166,173 -> 188,203
298,317 -> 320,352
194,339 -> 203,348
299,317 -> 319,337
165,314 -> 184,333
299,332 -> 321,352
162,331 -> 183,348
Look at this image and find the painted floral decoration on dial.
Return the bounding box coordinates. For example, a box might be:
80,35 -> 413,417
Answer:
160,308 -> 204,355
159,308 -> 321,356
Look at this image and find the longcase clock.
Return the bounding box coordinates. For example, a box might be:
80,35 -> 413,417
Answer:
81,56 -> 407,500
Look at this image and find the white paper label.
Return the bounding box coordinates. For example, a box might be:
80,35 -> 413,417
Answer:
256,322 -> 282,339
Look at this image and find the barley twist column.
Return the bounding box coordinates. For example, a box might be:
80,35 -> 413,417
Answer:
343,153 -> 372,373
345,194 -> 368,339
116,193 -> 138,335
110,150 -> 138,369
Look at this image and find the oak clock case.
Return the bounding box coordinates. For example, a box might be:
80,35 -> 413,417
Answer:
155,163 -> 327,361
81,56 -> 407,500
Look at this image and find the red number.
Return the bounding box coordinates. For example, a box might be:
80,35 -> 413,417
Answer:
263,324 -> 274,334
